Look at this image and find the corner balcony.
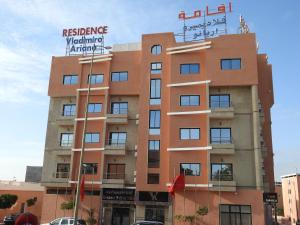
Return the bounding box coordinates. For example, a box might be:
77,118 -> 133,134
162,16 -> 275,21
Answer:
102,173 -> 125,188
209,180 -> 237,192
210,138 -> 235,154
56,116 -> 75,126
106,110 -> 128,124
209,102 -> 234,119
53,172 -> 70,179
209,174 -> 236,192
104,139 -> 127,155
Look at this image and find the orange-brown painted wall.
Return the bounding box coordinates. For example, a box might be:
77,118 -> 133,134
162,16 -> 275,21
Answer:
0,189 -> 44,223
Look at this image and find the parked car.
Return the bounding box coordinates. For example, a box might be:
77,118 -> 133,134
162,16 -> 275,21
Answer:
3,214 -> 20,225
41,217 -> 86,225
131,221 -> 163,225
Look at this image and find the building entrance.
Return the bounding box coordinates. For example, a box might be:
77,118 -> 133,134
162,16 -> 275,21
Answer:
111,208 -> 130,225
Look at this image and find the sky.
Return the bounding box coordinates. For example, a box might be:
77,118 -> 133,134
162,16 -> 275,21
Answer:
0,0 -> 299,182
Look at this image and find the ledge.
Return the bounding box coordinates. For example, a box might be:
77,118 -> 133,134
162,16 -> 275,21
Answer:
209,180 -> 237,192
210,144 -> 235,154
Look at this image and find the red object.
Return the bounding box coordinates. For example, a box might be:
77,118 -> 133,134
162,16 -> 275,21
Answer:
168,174 -> 185,196
80,175 -> 85,201
15,212 -> 38,225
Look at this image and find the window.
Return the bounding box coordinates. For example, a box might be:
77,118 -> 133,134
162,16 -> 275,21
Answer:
85,133 -> 100,143
63,75 -> 78,85
63,104 -> 76,116
107,164 -> 125,179
180,128 -> 200,140
82,163 -> 98,174
149,110 -> 160,135
88,74 -> 104,84
151,45 -> 162,55
151,62 -> 162,74
210,95 -> 230,108
109,132 -> 127,145
111,102 -> 128,114
210,128 -> 231,144
148,140 -> 160,168
211,163 -> 233,181
56,163 -> 70,178
145,206 -> 165,222
221,59 -> 241,70
180,95 -> 200,106
111,72 -> 128,82
88,103 -> 102,113
147,173 -> 159,184
60,133 -> 73,147
220,205 -> 252,225
61,219 -> 68,225
150,79 -> 161,105
180,163 -> 201,176
180,64 -> 200,74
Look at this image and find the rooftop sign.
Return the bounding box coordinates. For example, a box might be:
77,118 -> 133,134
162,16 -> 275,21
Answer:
178,2 -> 232,41
63,26 -> 108,55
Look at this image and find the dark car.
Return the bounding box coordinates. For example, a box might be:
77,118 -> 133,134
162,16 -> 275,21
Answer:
3,214 -> 20,225
131,221 -> 163,225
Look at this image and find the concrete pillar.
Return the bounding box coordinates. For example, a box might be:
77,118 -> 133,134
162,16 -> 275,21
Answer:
251,85 -> 263,190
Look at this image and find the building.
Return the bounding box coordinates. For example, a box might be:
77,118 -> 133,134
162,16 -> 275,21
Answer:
0,181 -> 44,222
25,166 -> 42,183
275,182 -> 284,215
41,32 -> 275,225
281,174 -> 300,224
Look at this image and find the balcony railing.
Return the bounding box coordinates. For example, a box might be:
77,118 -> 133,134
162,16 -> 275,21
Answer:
111,108 -> 128,115
60,140 -> 73,147
209,101 -> 232,109
210,137 -> 232,144
106,139 -> 127,147
55,172 -> 70,179
211,174 -> 233,181
104,173 -> 125,179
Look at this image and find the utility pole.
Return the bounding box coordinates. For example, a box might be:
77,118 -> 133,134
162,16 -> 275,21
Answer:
73,44 -> 96,225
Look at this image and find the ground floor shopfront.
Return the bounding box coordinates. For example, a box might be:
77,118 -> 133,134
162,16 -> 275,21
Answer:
41,188 -> 270,225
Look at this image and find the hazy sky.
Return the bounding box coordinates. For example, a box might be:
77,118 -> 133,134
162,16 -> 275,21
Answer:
0,0 -> 299,181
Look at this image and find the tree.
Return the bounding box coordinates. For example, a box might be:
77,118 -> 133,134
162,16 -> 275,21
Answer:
0,194 -> 18,209
26,197 -> 37,207
175,206 -> 208,225
60,200 -> 74,210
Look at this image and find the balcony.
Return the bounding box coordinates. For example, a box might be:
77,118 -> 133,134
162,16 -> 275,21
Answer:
56,117 -> 75,126
104,139 -> 127,155
106,111 -> 128,124
209,180 -> 237,192
210,137 -> 234,154
209,101 -> 234,119
102,173 -> 125,188
53,172 -> 70,179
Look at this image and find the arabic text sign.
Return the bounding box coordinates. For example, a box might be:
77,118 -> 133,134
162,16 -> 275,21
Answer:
178,2 -> 232,41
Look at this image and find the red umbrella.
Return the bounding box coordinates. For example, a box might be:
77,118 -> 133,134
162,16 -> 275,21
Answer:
15,213 -> 38,225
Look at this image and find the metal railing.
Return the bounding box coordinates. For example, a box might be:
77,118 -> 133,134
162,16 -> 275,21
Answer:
111,108 -> 128,115
210,137 -> 232,144
106,139 -> 127,147
60,140 -> 73,147
104,173 -> 126,179
210,101 -> 232,109
55,172 -> 70,179
211,174 -> 233,181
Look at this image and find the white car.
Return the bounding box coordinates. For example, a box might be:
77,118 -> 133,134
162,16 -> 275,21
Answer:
41,217 -> 86,225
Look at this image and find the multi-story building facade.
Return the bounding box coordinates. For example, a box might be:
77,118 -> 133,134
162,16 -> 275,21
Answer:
41,32 -> 274,225
281,174 -> 300,224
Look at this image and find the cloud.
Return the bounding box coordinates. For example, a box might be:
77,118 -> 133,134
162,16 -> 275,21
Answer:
0,41 -> 50,103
